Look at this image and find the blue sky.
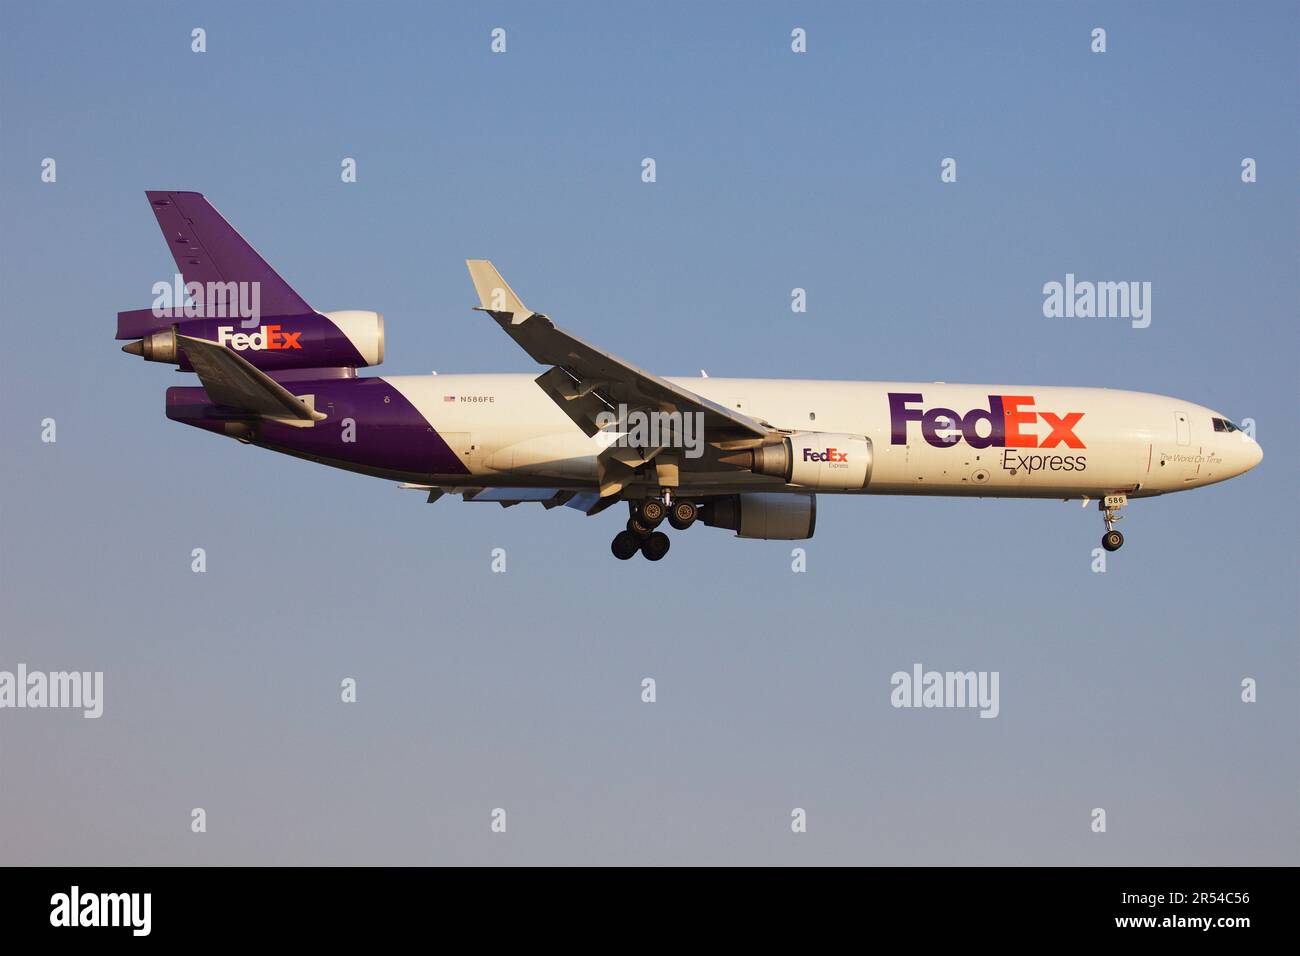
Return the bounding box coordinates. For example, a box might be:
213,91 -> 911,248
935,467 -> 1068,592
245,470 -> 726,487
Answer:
1,0 -> 1295,864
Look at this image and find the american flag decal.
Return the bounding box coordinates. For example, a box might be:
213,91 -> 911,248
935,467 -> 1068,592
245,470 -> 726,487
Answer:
443,395 -> 456,402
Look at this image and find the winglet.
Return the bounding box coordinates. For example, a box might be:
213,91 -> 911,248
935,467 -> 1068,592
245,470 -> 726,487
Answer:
466,260 -> 533,322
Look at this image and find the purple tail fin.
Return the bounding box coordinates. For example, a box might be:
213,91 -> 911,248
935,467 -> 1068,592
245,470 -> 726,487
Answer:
120,191 -> 384,375
145,190 -> 312,315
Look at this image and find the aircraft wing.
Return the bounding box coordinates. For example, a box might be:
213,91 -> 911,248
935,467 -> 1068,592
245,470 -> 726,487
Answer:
177,334 -> 326,425
400,483 -> 611,514
465,260 -> 772,443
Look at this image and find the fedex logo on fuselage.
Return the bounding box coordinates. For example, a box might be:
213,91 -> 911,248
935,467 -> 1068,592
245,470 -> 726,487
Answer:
888,392 -> 1085,449
803,447 -> 849,463
216,325 -> 302,351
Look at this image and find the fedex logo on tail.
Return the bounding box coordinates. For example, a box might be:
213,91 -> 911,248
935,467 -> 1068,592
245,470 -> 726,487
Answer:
888,392 -> 1085,449
216,325 -> 303,351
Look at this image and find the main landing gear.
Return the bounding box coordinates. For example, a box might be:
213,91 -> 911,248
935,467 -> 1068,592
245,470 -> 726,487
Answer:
667,500 -> 698,531
1099,494 -> 1127,552
610,495 -> 697,561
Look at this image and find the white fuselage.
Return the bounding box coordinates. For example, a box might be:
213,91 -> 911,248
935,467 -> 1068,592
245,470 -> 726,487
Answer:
385,375 -> 1261,500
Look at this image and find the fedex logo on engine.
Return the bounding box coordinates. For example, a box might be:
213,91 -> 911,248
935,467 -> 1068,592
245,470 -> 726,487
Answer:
216,325 -> 303,351
803,447 -> 849,463
888,392 -> 1085,449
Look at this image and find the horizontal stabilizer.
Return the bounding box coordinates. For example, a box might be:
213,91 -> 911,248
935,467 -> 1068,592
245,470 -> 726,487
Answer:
177,335 -> 325,425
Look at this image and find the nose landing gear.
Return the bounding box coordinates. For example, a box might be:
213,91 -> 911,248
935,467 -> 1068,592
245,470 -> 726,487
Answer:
1099,494 -> 1127,551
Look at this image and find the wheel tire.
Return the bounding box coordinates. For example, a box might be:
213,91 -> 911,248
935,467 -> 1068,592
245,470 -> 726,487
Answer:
611,530 -> 640,560
1102,529 -> 1124,552
638,499 -> 665,525
627,517 -> 652,537
640,531 -> 671,561
667,501 -> 697,531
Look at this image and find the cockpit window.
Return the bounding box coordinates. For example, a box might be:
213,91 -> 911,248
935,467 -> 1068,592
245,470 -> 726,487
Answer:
1212,417 -> 1241,433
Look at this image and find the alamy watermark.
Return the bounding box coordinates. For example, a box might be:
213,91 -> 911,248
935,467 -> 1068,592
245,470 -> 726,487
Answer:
595,404 -> 705,459
50,886 -> 150,936
890,662 -> 999,718
0,664 -> 103,718
151,273 -> 261,327
1042,273 -> 1151,329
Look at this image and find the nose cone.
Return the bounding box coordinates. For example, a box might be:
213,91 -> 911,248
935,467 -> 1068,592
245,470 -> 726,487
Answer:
1245,436 -> 1263,470
1233,434 -> 1263,476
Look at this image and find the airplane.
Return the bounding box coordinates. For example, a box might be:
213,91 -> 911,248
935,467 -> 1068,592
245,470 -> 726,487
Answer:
118,191 -> 1262,561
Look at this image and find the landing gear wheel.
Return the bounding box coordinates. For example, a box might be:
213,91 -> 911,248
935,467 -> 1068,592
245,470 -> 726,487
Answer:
1098,496 -> 1128,553
637,499 -> 665,526
627,517 -> 652,537
640,531 -> 671,561
667,500 -> 698,531
611,530 -> 640,560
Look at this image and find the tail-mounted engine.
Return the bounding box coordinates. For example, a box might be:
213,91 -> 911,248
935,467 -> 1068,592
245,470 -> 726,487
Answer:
118,309 -> 384,372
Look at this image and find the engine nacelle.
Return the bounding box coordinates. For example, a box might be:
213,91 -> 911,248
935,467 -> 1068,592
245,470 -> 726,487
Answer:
748,432 -> 872,490
700,492 -> 817,540
117,309 -> 384,371
317,311 -> 385,367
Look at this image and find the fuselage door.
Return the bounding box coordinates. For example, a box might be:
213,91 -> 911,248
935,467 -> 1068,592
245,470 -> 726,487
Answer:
1175,411 -> 1191,446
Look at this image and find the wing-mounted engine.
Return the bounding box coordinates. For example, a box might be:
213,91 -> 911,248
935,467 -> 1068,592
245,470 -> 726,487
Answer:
723,433 -> 873,490
700,492 -> 817,540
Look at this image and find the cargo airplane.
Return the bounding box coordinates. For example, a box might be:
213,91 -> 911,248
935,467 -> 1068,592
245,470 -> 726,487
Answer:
119,192 -> 1262,561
